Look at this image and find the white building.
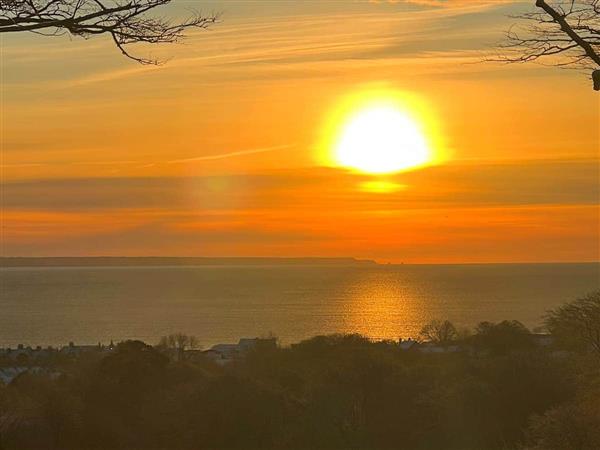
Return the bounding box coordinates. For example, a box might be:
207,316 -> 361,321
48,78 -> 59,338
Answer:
203,337 -> 277,365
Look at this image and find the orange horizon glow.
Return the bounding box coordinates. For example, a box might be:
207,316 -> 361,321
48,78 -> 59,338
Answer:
1,1 -> 598,263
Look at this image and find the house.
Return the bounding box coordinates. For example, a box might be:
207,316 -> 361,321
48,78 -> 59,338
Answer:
398,338 -> 418,351
238,337 -> 277,351
183,349 -> 205,363
418,343 -> 461,354
30,346 -> 56,362
60,342 -> 103,357
203,348 -> 234,366
203,337 -> 277,365
532,334 -> 554,347
0,345 -> 60,365
204,343 -> 243,365
210,343 -> 240,356
1,344 -> 33,362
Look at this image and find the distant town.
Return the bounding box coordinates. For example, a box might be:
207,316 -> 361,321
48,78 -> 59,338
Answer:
0,331 -> 565,386
0,337 -> 277,384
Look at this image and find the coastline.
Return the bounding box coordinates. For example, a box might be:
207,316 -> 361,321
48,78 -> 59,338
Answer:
0,256 -> 379,268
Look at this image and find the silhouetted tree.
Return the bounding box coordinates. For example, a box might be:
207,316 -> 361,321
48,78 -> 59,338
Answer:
0,0 -> 218,64
158,333 -> 199,361
0,384 -> 33,450
8,373 -> 82,450
420,320 -> 457,344
473,320 -> 533,356
524,395 -> 600,449
83,340 -> 169,447
545,291 -> 600,356
492,0 -> 600,90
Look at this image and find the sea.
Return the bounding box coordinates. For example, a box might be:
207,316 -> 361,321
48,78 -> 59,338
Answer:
0,262 -> 598,348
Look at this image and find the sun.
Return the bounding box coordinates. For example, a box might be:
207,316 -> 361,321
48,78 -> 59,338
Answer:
319,88 -> 443,175
335,105 -> 430,174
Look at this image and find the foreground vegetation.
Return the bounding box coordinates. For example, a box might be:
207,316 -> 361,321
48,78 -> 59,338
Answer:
0,292 -> 599,450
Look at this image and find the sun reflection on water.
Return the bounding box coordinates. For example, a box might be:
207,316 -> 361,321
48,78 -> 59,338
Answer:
341,269 -> 431,340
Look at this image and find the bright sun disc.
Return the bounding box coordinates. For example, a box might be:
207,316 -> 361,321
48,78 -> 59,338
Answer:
335,105 -> 430,174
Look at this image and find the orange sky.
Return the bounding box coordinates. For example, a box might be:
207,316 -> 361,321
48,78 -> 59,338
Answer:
1,0 -> 598,263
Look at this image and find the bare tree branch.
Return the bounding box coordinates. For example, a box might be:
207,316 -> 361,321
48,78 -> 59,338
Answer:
489,0 -> 600,90
0,0 -> 219,64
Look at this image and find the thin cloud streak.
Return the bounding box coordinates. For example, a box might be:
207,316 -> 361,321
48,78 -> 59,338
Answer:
0,145 -> 296,171
390,0 -> 518,7
168,143 -> 295,163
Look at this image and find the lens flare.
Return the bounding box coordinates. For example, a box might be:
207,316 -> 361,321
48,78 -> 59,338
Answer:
335,105 -> 430,174
318,88 -> 445,175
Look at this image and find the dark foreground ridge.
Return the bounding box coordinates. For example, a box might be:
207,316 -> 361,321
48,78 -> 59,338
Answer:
0,256 -> 378,267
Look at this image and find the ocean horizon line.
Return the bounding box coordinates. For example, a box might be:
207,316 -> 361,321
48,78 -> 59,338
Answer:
0,256 -> 599,268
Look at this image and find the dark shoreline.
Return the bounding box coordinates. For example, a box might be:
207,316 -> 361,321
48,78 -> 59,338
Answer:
1,257 -> 598,268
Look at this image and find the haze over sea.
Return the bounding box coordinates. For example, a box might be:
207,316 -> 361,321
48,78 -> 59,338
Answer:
1,259 -> 598,348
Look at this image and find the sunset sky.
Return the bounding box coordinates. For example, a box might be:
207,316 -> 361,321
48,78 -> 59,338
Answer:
1,0 -> 598,263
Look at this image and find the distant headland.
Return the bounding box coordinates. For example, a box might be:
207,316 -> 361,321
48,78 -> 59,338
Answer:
0,256 -> 378,268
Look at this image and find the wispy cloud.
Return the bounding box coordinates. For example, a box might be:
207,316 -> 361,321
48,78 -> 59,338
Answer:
168,143 -> 295,163
3,1 -> 519,90
375,0 -> 517,7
